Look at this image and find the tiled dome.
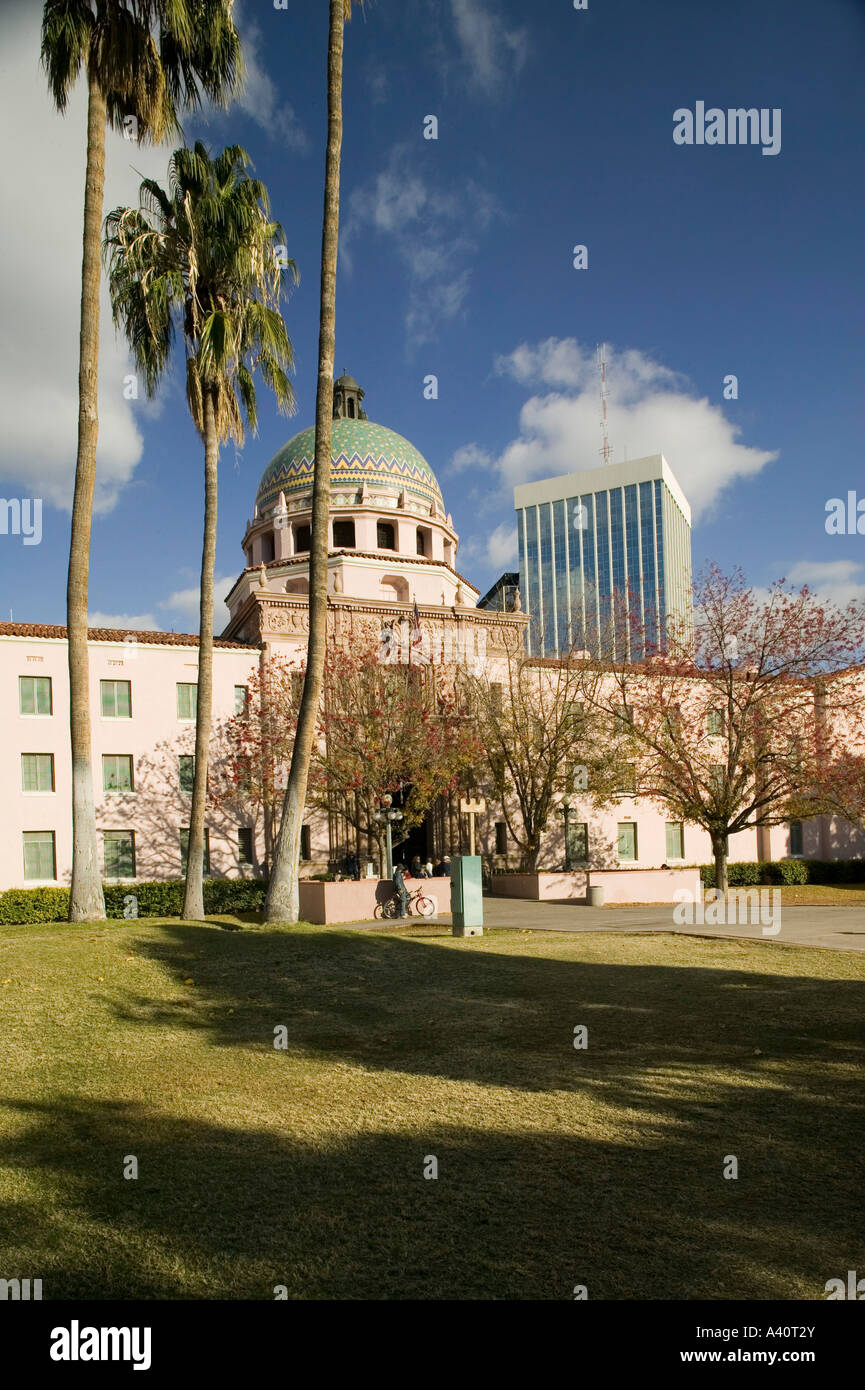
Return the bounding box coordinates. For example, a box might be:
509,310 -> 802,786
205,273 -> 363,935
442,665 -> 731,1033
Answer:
256,417 -> 445,516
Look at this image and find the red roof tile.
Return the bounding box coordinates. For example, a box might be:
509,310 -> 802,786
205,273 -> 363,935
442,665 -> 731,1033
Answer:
0,622 -> 257,650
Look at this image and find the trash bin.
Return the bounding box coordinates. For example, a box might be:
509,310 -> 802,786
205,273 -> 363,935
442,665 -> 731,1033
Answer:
587,884 -> 604,907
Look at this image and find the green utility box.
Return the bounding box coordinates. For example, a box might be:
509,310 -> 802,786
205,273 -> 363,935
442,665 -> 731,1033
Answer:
451,855 -> 483,936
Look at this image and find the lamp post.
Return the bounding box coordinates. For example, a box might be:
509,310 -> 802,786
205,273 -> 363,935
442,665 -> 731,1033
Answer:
374,796 -> 403,878
560,801 -> 572,872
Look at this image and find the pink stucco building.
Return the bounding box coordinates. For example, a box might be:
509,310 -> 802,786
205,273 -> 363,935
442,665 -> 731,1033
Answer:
0,376 -> 859,891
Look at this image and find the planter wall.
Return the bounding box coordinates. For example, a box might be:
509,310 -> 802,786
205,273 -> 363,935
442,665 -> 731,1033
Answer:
298,877 -> 449,924
490,868 -> 702,905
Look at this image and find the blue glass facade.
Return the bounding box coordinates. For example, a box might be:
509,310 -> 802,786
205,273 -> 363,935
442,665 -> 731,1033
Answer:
516,461 -> 691,660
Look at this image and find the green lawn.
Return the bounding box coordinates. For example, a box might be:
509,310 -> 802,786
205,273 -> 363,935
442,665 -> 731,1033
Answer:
1,918 -> 863,1301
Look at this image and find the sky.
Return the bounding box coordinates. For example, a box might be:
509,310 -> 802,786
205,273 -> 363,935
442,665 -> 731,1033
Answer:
1,0 -> 864,632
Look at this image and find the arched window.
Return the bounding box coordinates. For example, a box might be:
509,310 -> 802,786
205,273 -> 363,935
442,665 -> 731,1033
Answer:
416,528 -> 426,556
380,575 -> 409,603
260,532 -> 275,563
347,398 -> 355,418
333,519 -> 355,548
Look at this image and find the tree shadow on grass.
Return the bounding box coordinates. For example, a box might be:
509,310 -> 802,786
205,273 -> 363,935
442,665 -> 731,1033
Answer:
4,926 -> 862,1299
117,922 -> 865,1102
0,1092 -> 858,1301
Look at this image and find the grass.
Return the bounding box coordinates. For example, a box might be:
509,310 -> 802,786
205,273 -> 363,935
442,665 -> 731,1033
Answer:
776,883 -> 865,905
1,918 -> 863,1301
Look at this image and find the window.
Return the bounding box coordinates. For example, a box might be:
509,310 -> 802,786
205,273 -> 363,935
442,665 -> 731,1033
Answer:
101,679 -> 131,718
416,529 -> 427,557
377,520 -> 396,551
104,830 -> 135,879
179,755 -> 195,793
181,828 -> 210,875
19,675 -> 52,716
22,753 -> 54,793
102,754 -> 134,792
495,821 -> 508,854
614,762 -> 637,795
234,685 -> 249,717
177,683 -> 197,721
665,822 -> 685,860
260,532 -> 275,563
662,708 -> 682,740
347,397 -> 355,418
238,827 -> 254,865
707,707 -> 725,736
332,519 -> 355,548
295,523 -> 311,552
613,702 -> 633,729
23,830 -> 56,880
564,700 -> 584,729
300,825 -> 311,860
789,821 -> 803,856
567,822 -> 589,864
617,822 -> 637,861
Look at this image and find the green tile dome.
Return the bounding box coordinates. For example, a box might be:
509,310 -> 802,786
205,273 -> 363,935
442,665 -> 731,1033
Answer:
256,417 -> 445,515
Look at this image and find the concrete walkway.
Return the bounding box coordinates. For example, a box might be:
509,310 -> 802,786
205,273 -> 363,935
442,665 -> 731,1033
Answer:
480,897 -> 865,952
352,897 -> 865,952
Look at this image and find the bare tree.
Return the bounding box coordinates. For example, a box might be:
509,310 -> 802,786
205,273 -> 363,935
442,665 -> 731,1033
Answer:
584,566 -> 865,893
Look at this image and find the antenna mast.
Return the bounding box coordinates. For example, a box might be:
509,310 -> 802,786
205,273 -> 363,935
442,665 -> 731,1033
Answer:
597,342 -> 612,465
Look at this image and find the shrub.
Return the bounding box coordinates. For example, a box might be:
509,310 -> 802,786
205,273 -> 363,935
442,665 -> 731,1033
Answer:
0,878 -> 267,925
699,858 -> 862,889
0,886 -> 70,924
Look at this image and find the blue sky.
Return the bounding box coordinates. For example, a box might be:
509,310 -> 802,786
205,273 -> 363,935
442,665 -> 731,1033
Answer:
2,0 -> 864,630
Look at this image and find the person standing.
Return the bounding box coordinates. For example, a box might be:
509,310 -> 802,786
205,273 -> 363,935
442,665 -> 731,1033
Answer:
392,861 -> 410,918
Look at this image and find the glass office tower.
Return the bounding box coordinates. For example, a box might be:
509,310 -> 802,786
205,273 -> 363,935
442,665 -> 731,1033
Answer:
514,454 -> 692,660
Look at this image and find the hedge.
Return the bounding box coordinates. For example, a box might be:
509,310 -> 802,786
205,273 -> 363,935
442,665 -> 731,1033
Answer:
697,859 -> 863,889
0,878 -> 267,925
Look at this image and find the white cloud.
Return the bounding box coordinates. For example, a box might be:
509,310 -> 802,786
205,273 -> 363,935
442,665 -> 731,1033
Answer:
88,611 -> 159,631
449,0 -> 528,97
784,560 -> 865,608
491,338 -> 777,520
449,443 -> 493,472
0,4 -> 174,515
485,521 -> 518,569
226,6 -> 308,152
159,574 -> 238,635
342,146 -> 500,348
458,521 -> 518,573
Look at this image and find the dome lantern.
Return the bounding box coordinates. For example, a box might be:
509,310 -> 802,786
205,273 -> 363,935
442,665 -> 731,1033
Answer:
333,372 -> 366,421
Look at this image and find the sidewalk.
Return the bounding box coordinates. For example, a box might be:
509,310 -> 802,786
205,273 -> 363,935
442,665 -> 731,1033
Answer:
350,897 -> 865,951
480,897 -> 865,951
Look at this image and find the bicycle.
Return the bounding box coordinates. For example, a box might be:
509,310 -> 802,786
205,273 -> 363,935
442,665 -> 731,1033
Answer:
374,885 -> 437,919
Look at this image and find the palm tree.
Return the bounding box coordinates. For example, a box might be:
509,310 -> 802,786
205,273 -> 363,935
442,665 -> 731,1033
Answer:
41,0 -> 241,922
266,0 -> 357,924
104,142 -> 297,920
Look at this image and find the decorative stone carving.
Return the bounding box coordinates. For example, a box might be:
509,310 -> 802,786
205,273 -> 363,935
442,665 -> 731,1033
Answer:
259,563 -> 268,589
513,587 -> 522,611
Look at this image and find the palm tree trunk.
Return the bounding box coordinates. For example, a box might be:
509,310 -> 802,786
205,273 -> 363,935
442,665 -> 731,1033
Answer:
68,71 -> 107,923
183,388 -> 219,921
267,0 -> 345,923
